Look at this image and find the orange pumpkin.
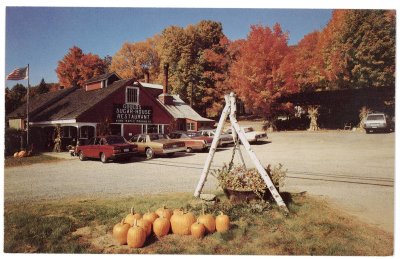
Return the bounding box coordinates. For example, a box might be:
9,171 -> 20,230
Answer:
155,205 -> 173,220
216,211 -> 230,232
137,218 -> 152,237
127,219 -> 147,248
18,150 -> 27,158
170,210 -> 196,235
143,210 -> 159,224
13,152 -> 19,158
125,207 -> 142,226
191,221 -> 206,239
112,218 -> 130,245
197,209 -> 216,234
153,214 -> 171,238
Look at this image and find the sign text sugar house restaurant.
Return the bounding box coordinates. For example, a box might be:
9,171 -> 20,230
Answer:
7,66 -> 214,151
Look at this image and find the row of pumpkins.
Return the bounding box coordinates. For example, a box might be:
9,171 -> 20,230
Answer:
113,206 -> 230,248
13,150 -> 30,158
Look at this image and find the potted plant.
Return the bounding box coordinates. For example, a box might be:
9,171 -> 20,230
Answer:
211,163 -> 287,203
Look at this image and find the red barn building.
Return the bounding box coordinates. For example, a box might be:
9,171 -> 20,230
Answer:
7,68 -> 214,151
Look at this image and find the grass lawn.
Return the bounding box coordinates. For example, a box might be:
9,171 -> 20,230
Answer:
4,192 -> 393,255
4,154 -> 63,168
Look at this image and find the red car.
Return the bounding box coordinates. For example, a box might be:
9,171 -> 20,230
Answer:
77,135 -> 138,163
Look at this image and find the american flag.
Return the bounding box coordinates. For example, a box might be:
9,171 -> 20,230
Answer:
6,66 -> 28,80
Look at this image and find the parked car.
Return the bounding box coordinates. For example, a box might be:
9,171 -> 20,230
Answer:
364,113 -> 394,133
225,126 -> 268,143
199,129 -> 234,147
77,135 -> 138,163
129,133 -> 186,159
168,131 -> 211,153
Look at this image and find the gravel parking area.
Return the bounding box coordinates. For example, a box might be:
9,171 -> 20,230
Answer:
4,130 -> 394,233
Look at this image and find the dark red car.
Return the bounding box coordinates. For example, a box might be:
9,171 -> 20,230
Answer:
77,135 -> 138,163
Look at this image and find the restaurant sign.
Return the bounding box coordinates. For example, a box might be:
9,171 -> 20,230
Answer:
113,104 -> 153,123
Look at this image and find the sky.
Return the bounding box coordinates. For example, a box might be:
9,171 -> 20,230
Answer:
5,7 -> 333,88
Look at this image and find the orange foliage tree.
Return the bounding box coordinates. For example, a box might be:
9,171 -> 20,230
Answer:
56,46 -> 107,88
228,24 -> 296,118
110,39 -> 160,80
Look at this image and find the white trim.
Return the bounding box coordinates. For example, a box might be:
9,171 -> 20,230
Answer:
30,119 -> 77,125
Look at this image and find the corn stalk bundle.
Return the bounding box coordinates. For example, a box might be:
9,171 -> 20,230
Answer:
358,106 -> 371,129
307,106 -> 319,131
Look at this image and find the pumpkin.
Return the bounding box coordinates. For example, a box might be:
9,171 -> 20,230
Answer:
127,219 -> 147,248
170,210 -> 196,235
153,214 -> 171,238
197,208 -> 216,234
155,205 -> 173,220
143,210 -> 159,224
191,221 -> 206,239
137,218 -> 152,237
112,218 -> 131,245
13,152 -> 19,158
18,150 -> 27,158
125,207 -> 142,226
216,211 -> 230,232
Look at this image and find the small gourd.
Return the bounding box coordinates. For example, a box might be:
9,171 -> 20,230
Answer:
112,218 -> 130,245
127,219 -> 147,248
153,214 -> 171,238
170,209 -> 196,235
125,207 -> 142,226
216,211 -> 230,232
13,152 -> 19,158
197,207 -> 216,234
191,221 -> 206,239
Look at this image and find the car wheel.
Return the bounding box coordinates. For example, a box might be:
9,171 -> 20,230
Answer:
100,153 -> 108,163
366,129 -> 370,134
186,147 -> 193,153
145,148 -> 154,159
79,151 -> 86,161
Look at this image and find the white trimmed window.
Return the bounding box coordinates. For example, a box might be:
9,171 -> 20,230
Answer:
186,122 -> 195,131
126,86 -> 139,104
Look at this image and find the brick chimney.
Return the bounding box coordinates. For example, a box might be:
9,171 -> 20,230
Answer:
163,63 -> 169,94
144,70 -> 150,83
159,63 -> 174,105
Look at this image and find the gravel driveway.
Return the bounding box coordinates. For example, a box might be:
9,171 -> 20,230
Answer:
4,131 -> 394,233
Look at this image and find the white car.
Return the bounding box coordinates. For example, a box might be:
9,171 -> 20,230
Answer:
226,126 -> 268,143
199,129 -> 234,147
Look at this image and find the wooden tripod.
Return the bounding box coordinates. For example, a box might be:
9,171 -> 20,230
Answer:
194,92 -> 289,213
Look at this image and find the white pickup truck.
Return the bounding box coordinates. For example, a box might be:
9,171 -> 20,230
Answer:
225,126 -> 268,143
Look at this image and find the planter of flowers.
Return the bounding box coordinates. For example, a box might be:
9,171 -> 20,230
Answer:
212,164 -> 287,203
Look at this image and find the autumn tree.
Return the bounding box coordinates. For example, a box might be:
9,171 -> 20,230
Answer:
280,31 -> 325,92
56,46 -> 107,88
155,20 -> 226,114
110,39 -> 160,81
228,24 -> 294,118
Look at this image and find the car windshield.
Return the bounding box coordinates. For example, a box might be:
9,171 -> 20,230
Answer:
149,134 -> 169,141
243,127 -> 254,133
366,115 -> 385,121
106,136 -> 126,144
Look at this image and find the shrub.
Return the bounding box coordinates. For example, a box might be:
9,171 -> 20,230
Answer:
5,128 -> 25,156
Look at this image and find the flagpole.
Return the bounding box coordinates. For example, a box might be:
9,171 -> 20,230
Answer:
26,64 -> 30,149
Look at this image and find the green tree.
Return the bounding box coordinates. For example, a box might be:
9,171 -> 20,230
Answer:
340,10 -> 396,88
35,78 -> 49,94
5,84 -> 27,114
